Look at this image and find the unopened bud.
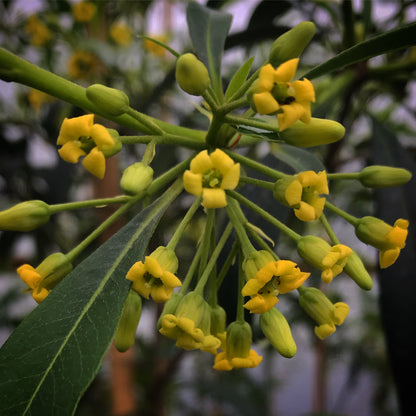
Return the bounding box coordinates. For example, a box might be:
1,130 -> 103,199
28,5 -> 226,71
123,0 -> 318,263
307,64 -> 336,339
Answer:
279,118 -> 345,148
36,252 -> 73,289
120,162 -> 154,195
269,21 -> 316,67
0,200 -> 51,231
260,308 -> 297,358
210,304 -> 227,337
359,165 -> 412,188
86,84 -> 130,117
114,289 -> 142,352
176,53 -> 210,96
343,251 -> 373,290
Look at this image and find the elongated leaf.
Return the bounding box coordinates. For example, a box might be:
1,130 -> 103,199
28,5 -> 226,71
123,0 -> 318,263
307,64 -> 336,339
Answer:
270,142 -> 325,172
186,2 -> 232,97
0,181 -> 182,416
304,22 -> 416,79
224,57 -> 254,101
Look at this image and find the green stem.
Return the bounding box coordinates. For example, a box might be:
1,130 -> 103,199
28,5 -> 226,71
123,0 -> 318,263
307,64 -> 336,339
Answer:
217,97 -> 249,115
324,200 -> 359,226
49,195 -> 132,213
319,213 -> 341,244
198,209 -> 216,278
215,240 -> 239,291
205,114 -> 225,148
126,108 -> 165,136
194,222 -> 233,295
227,190 -> 301,242
225,150 -> 286,180
225,197 -> 256,257
326,172 -> 360,180
179,237 -> 204,294
236,254 -> 245,323
167,197 -> 201,251
239,176 -> 275,190
224,114 -> 280,133
120,134 -> 206,150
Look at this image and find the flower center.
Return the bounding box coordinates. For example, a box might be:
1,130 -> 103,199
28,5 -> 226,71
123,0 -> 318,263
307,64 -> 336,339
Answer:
202,168 -> 223,188
144,272 -> 163,288
271,82 -> 295,105
258,276 -> 281,296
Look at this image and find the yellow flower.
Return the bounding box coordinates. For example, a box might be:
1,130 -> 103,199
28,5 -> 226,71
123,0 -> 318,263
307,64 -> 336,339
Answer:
242,260 -> 310,314
274,171 -> 328,221
72,1 -> 97,22
159,292 -> 221,354
57,114 -> 120,179
143,35 -> 169,57
16,253 -> 72,303
25,15 -> 51,46
110,23 -> 132,46
213,321 -> 262,371
253,59 -> 315,131
126,247 -> 181,303
68,51 -> 101,80
298,286 -> 350,340
183,149 -> 240,208
297,236 -> 353,284
354,217 -> 409,268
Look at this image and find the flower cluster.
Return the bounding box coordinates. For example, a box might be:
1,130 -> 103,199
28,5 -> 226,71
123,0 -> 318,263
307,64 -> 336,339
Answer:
3,18 -> 411,375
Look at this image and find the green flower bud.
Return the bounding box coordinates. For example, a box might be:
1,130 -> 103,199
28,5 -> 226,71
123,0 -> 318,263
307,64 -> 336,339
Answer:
210,304 -> 227,337
120,162 -> 154,195
36,252 -> 73,290
86,84 -> 130,117
343,251 -> 373,290
260,308 -> 297,358
225,321 -> 253,359
114,289 -> 142,352
0,200 -> 51,231
359,165 -> 412,188
279,118 -> 345,148
175,53 -> 210,96
242,250 -> 275,281
269,21 -> 316,67
151,246 -> 178,274
176,291 -> 212,335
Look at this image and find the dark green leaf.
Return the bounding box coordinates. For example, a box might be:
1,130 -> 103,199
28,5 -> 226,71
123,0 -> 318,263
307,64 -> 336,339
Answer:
0,181 -> 182,416
186,2 -> 232,98
270,143 -> 325,173
304,22 -> 416,79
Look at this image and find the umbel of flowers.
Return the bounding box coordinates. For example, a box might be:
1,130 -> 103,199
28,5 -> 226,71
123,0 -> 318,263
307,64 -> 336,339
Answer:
1,16 -> 411,374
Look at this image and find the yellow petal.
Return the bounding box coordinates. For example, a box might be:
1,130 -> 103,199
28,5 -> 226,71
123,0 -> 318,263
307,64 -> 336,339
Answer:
126,261 -> 146,282
257,64 -> 276,91
278,102 -> 305,131
151,286 -> 172,303
57,114 -> 94,145
190,150 -> 213,174
241,278 -> 264,297
253,92 -> 279,115
284,179 -> 303,206
160,271 -> 182,289
201,188 -> 227,208
379,248 -> 400,268
90,124 -> 114,149
210,149 -> 234,173
294,201 -> 316,222
58,141 -> 86,163
274,58 -> 299,82
145,256 -> 164,278
291,78 -> 315,102
315,323 -> 335,340
333,302 -> 349,325
221,163 -> 240,190
183,170 -> 203,196
82,147 -> 106,179
17,264 -> 41,289
32,286 -> 49,303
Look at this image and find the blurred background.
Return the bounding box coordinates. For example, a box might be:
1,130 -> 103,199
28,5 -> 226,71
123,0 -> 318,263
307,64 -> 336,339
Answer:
1,0 -> 416,415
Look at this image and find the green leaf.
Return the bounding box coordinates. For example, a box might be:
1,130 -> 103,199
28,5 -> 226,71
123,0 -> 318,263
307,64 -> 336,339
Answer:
270,143 -> 325,173
186,2 -> 232,99
0,181 -> 182,416
304,22 -> 416,79
224,57 -> 254,101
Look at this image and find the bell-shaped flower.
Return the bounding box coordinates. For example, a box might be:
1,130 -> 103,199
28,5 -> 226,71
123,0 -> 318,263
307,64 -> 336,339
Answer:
213,321 -> 262,371
242,258 -> 310,314
354,216 -> 409,268
297,236 -> 352,284
183,149 -> 240,208
159,292 -> 221,354
252,59 -> 315,131
274,171 -> 328,221
126,246 -> 181,303
298,286 -> 350,340
57,114 -> 121,179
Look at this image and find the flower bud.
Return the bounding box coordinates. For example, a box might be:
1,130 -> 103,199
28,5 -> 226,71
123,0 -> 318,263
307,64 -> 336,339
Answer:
151,246 -> 178,274
86,84 -> 130,117
269,21 -> 316,67
0,200 -> 51,232
175,53 -> 210,96
120,162 -> 154,195
242,250 -> 275,281
225,321 -> 253,359
260,308 -> 297,358
343,251 -> 373,290
210,304 -> 227,337
114,289 -> 142,352
278,118 -> 345,148
35,252 -> 73,289
157,292 -> 184,330
359,165 -> 412,188
100,128 -> 122,158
